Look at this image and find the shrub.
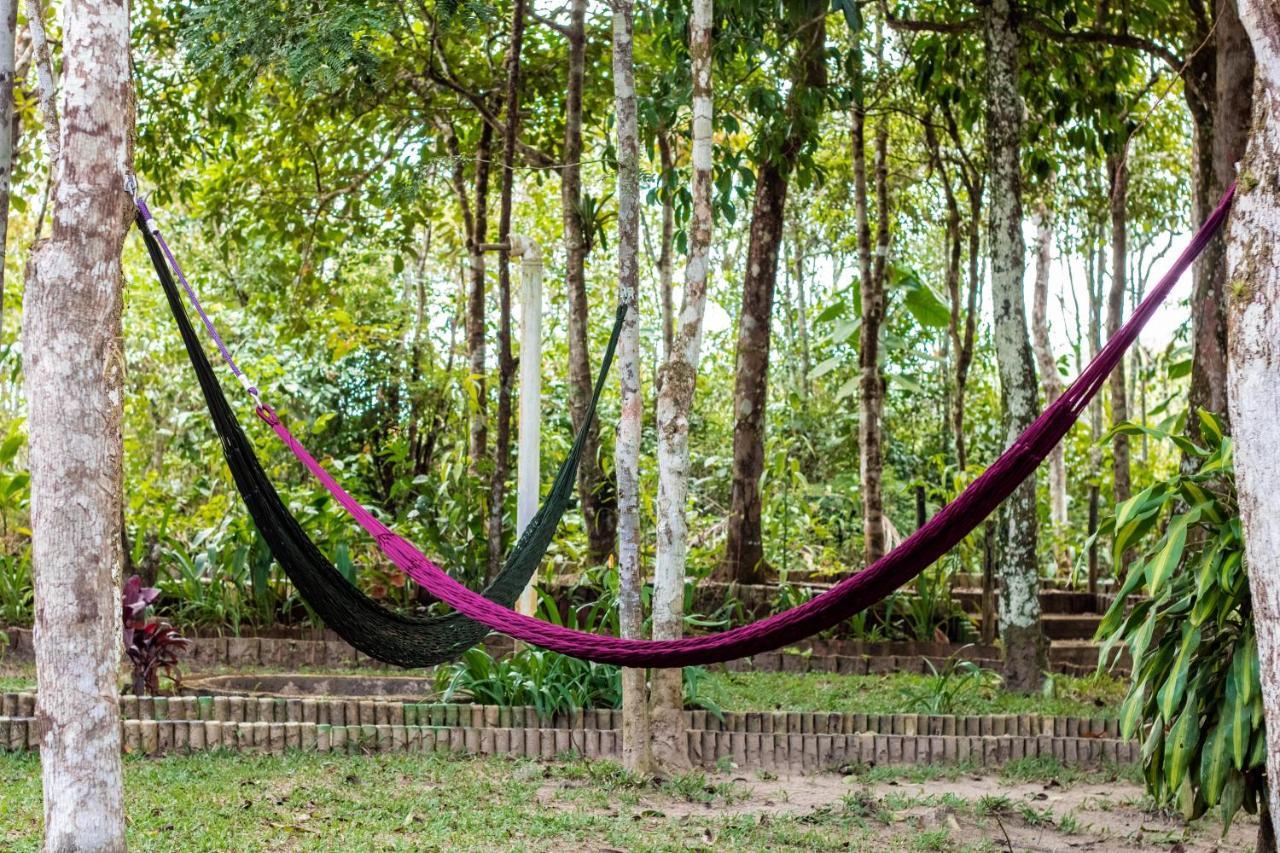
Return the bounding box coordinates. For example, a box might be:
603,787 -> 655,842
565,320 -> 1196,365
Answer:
122,575 -> 190,696
1095,411 -> 1264,833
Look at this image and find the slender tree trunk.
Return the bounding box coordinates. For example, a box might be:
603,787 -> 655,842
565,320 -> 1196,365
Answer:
1106,154 -> 1131,506
648,0 -> 713,773
954,187 -> 982,472
1030,196 -> 1068,572
856,21 -> 889,567
941,101 -> 983,473
24,0 -> 132,846
1190,0 -> 1255,431
0,0 -> 17,336
860,23 -> 890,563
925,122 -> 963,466
26,0 -> 56,166
791,228 -> 811,396
486,0 -> 526,581
1226,5 -> 1279,835
721,0 -> 825,583
658,130 -> 676,362
467,123 -> 493,474
984,0 -> 1045,693
561,0 -> 613,562
1087,228 -> 1105,592
611,0 -> 650,776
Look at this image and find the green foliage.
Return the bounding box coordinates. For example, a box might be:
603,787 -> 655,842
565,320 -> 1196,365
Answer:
1095,412 -> 1263,833
907,652 -> 997,716
435,585 -> 725,721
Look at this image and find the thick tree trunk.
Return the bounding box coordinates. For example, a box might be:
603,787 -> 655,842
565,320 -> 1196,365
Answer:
1030,196 -> 1068,571
24,0 -> 132,847
561,0 -> 613,562
467,123 -> 493,474
721,0 -> 825,583
1190,0 -> 1255,429
1227,4 -> 1280,836
486,0 -> 527,581
721,166 -> 784,584
1106,155 -> 1131,506
648,0 -> 713,773
983,0 -> 1045,693
610,0 -> 651,776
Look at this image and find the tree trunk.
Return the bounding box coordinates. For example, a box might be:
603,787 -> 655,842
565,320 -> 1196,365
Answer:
467,123 -> 493,474
561,0 -> 613,562
1085,225 -> 1105,591
658,130 -> 676,362
486,0 -> 526,581
0,0 -> 17,336
791,227 -> 811,396
983,0 -> 1045,693
1106,154 -> 1131,506
855,22 -> 888,567
925,121 -> 964,467
1227,3 -> 1280,835
1190,0 -> 1255,431
24,0 -> 132,847
610,0 -> 651,776
648,0 -> 713,773
1030,196 -> 1068,572
721,0 -> 825,583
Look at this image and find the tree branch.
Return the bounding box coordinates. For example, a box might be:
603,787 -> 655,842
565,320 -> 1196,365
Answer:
1022,17 -> 1184,74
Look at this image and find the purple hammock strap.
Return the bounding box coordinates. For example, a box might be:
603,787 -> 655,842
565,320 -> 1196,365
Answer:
152,184 -> 1235,668
135,198 -> 261,399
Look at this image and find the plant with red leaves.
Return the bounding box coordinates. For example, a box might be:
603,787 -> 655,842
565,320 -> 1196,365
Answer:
122,575 -> 189,696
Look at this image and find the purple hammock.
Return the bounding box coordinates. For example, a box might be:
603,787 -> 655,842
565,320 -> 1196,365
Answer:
145,185 -> 1236,668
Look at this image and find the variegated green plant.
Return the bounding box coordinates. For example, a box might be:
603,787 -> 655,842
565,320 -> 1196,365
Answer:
1094,411 -> 1264,833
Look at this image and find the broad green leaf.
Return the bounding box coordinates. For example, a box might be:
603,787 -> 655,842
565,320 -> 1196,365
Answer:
1096,564 -> 1150,638
1199,720 -> 1232,806
901,281 -> 951,328
1220,770 -> 1245,835
1157,623 -> 1201,719
810,357 -> 841,380
1164,691 -> 1200,793
1119,683 -> 1147,740
1196,408 -> 1225,444
1189,584 -> 1220,627
1225,645 -> 1254,769
1146,508 -> 1202,595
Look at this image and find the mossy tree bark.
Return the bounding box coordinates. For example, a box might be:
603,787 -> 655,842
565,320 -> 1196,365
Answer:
648,0 -> 714,773
610,0 -> 651,776
983,0 -> 1046,693
23,0 -> 132,846
1227,1 -> 1280,838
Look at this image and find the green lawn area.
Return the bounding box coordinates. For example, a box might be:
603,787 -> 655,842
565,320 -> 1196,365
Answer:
704,670 -> 1126,719
0,751 -> 1159,852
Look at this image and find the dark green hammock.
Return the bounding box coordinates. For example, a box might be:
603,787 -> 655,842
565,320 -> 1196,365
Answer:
139,214 -> 624,667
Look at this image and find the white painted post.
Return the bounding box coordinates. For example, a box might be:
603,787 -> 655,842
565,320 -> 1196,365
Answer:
511,235 -> 542,617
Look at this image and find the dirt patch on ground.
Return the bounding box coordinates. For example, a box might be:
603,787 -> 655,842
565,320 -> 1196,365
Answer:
539,770 -> 1258,851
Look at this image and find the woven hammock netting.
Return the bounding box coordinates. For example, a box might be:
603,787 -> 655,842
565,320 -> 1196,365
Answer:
141,213 -> 624,668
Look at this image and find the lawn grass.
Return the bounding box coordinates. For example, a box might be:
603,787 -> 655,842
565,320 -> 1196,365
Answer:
703,670 -> 1126,719
0,751 -> 985,852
